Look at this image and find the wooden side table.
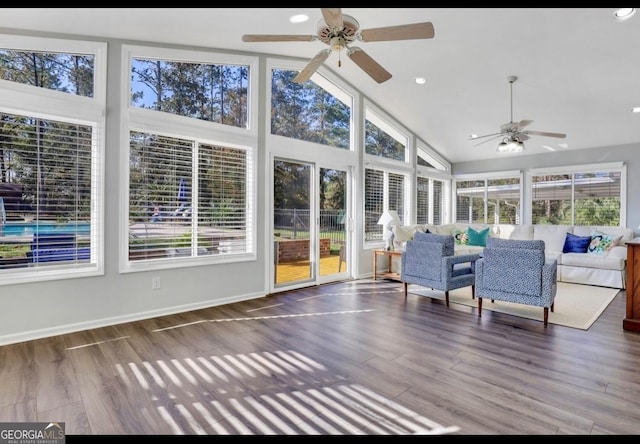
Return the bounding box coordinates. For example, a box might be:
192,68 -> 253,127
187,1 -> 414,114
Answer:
624,239 -> 640,332
373,249 -> 402,281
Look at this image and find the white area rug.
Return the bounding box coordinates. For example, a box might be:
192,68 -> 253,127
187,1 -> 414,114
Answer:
407,282 -> 620,330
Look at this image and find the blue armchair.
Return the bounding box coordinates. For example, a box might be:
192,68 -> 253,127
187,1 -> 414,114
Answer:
475,237 -> 557,326
401,232 -> 481,306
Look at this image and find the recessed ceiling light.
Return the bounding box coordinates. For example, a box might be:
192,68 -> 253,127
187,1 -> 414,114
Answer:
614,8 -> 636,21
542,145 -> 555,152
632,106 -> 640,113
414,77 -> 426,85
469,134 -> 478,139
289,14 -> 309,24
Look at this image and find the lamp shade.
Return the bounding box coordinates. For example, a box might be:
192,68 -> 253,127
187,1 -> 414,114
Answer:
497,137 -> 525,153
377,209 -> 402,227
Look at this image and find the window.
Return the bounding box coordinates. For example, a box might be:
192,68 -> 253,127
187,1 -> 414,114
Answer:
364,168 -> 407,242
128,132 -> 251,261
270,68 -> 351,149
124,45 -> 257,271
131,58 -> 248,128
530,163 -> 624,226
417,144 -> 447,171
0,35 -> 105,284
365,108 -> 407,162
455,172 -> 522,224
417,176 -> 447,225
0,49 -> 94,97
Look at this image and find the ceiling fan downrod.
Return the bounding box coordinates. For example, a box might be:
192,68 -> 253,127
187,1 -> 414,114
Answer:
508,75 -> 517,123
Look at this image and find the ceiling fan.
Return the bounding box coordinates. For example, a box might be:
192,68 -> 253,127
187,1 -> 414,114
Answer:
241,8 -> 435,84
469,75 -> 566,152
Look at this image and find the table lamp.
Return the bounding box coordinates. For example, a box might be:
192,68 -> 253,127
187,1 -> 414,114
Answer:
377,210 -> 402,250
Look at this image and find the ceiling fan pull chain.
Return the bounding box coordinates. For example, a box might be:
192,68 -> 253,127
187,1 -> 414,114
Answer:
338,50 -> 342,68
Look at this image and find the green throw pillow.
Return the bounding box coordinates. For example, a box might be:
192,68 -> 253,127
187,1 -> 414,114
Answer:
452,228 -> 469,245
467,227 -> 490,247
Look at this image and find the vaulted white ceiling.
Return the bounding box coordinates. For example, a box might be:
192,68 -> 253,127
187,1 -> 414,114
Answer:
2,8 -> 638,163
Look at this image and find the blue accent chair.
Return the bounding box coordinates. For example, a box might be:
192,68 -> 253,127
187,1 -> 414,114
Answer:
400,232 -> 481,306
475,237 -> 557,326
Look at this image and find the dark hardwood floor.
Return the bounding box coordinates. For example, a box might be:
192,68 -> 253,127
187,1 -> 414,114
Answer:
1,278 -> 640,435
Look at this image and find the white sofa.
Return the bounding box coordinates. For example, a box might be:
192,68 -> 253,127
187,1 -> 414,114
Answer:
392,223 -> 634,289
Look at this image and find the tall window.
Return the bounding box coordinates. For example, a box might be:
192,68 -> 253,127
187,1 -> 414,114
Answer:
530,163 -> 624,226
124,46 -> 257,270
417,176 -> 446,225
0,36 -> 105,283
363,103 -> 410,244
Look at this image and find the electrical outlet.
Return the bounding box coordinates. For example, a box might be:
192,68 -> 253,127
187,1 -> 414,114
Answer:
152,276 -> 161,290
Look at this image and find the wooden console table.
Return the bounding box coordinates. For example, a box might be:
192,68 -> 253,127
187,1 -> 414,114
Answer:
373,249 -> 402,281
624,239 -> 640,332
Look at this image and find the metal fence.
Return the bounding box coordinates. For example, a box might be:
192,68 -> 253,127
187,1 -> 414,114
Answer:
274,209 -> 347,246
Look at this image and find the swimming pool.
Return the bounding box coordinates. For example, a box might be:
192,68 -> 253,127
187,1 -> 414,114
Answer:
0,221 -> 90,237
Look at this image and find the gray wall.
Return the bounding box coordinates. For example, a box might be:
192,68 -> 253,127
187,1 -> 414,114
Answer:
452,143 -> 640,237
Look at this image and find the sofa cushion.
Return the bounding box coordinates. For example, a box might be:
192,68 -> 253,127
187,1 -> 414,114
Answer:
563,232 -> 591,253
506,224 -> 534,240
533,224 -> 572,252
394,225 -> 420,243
467,226 -> 490,246
455,245 -> 484,256
561,252 -> 626,271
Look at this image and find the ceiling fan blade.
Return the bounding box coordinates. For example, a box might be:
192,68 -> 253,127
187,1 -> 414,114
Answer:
242,34 -> 315,42
359,22 -> 435,42
524,130 -> 567,139
347,47 -> 392,83
473,134 -> 504,147
293,49 -> 332,84
321,8 -> 343,29
518,119 -> 534,128
469,131 -> 503,141
517,134 -> 531,142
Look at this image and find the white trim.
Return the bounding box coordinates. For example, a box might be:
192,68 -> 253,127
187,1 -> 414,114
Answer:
528,161 -> 625,175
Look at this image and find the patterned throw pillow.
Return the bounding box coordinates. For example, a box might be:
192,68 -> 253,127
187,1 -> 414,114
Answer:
587,230 -> 622,255
452,228 -> 469,245
467,227 -> 490,247
563,232 -> 591,253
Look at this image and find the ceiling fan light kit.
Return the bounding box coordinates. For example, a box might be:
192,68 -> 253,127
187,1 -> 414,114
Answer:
497,137 -> 525,153
241,8 -> 435,84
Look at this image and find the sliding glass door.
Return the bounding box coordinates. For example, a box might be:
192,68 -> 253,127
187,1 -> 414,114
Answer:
273,158 -> 349,291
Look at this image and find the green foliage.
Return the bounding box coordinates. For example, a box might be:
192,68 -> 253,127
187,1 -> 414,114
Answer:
270,69 -> 350,149
0,244 -> 30,258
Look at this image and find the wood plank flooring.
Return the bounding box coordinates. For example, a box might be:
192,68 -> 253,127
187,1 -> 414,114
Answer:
1,278 -> 639,435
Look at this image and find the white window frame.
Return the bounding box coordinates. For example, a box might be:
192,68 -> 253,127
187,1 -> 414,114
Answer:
526,162 -> 627,226
120,45 -> 259,273
453,170 -> 523,225
0,34 -> 106,285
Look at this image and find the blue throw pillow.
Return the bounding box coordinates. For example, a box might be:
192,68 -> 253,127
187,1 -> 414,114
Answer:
467,227 -> 490,247
563,232 -> 591,253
